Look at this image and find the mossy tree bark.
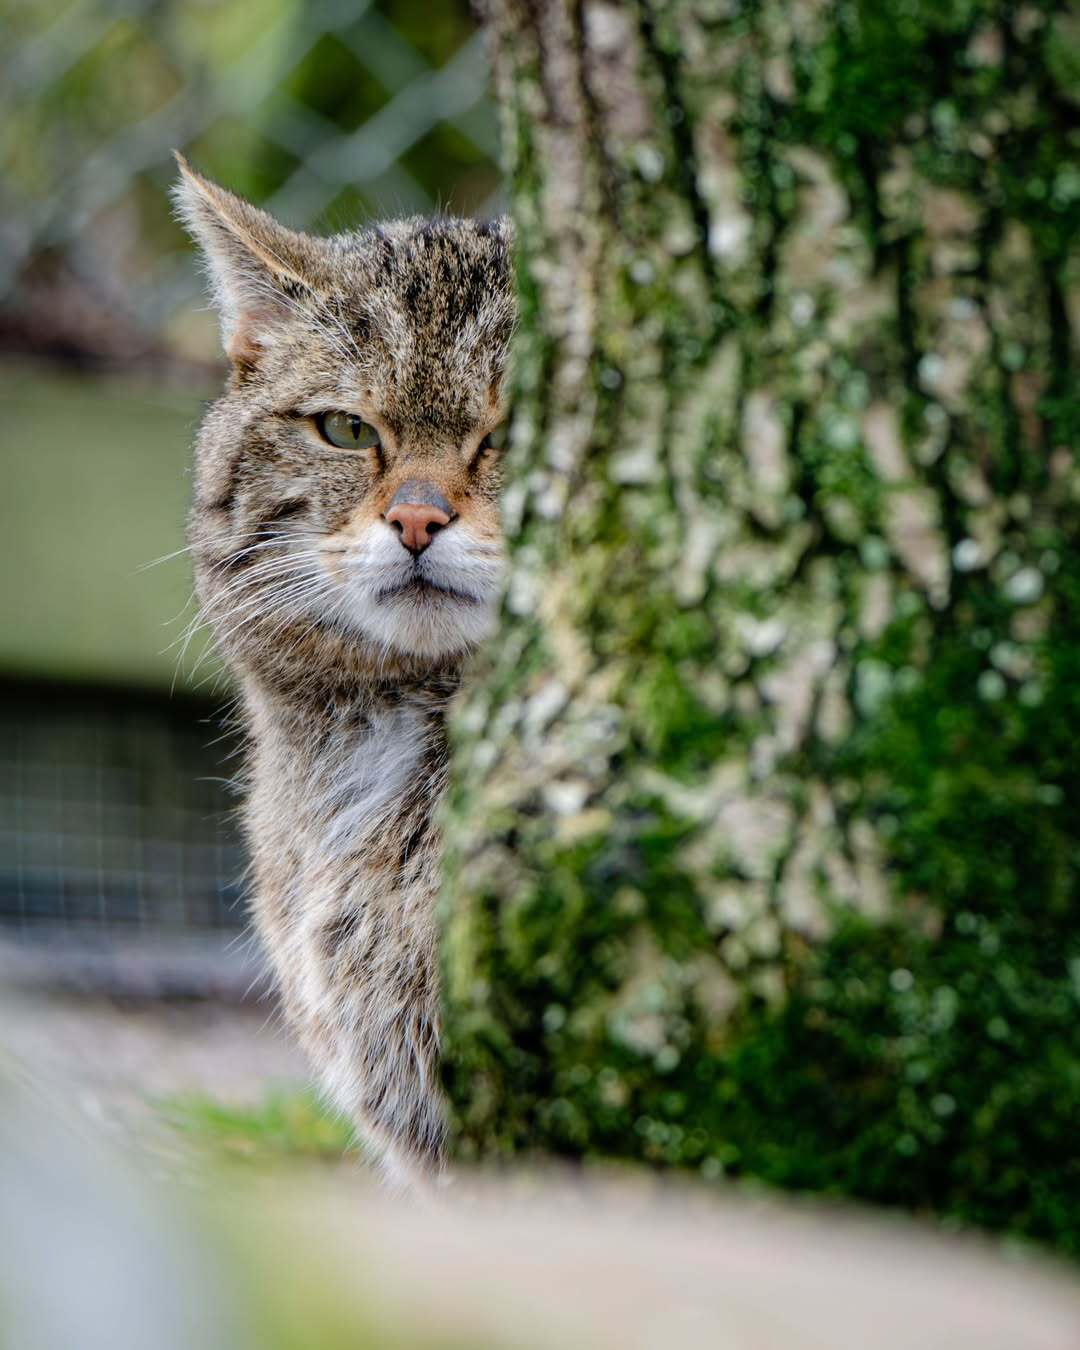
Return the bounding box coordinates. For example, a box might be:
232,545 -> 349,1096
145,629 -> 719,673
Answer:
441,0 -> 1080,1253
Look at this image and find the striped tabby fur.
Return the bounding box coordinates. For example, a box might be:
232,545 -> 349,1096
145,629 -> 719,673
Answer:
174,157 -> 514,1185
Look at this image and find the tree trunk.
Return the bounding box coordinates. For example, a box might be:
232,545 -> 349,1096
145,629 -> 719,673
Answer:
441,0 -> 1080,1255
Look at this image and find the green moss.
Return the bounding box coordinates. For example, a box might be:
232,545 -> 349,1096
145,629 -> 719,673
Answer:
447,542 -> 1080,1250
625,666 -> 730,772
795,0 -> 1079,260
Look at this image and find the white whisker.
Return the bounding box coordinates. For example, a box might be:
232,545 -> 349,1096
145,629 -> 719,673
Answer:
138,544 -> 193,572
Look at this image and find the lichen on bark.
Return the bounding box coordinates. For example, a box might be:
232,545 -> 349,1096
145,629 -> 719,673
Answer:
441,0 -> 1080,1255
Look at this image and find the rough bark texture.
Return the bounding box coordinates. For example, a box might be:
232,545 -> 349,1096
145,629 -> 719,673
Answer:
441,0 -> 1080,1254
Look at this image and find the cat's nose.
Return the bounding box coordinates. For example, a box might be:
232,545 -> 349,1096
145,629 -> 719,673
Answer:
384,480 -> 453,555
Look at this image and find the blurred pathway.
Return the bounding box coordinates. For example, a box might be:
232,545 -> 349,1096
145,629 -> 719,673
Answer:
0,990 -> 308,1157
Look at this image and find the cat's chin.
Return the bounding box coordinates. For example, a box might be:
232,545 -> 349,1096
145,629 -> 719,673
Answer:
342,586 -> 498,663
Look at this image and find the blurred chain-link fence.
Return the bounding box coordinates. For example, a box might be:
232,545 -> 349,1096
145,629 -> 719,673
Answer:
0,0 -> 499,993
0,681 -> 251,997
0,0 -> 499,368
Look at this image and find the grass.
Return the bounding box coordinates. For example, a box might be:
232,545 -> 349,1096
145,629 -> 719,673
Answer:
159,1088 -> 357,1164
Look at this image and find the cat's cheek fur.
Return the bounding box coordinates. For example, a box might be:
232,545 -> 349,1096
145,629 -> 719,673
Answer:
324,521 -> 503,661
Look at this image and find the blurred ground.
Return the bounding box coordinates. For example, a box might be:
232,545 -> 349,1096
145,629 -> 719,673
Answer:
5,1060 -> 1080,1350
0,987 -> 313,1161
3,990 -> 1080,1350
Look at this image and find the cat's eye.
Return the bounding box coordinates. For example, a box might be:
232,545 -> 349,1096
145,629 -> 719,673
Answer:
474,419 -> 509,465
316,410 -> 381,452
485,420 -> 509,451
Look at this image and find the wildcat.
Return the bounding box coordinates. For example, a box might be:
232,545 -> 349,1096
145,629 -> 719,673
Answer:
174,155 -> 514,1186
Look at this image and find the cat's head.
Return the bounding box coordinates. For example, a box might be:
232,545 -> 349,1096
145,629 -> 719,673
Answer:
174,156 -> 515,680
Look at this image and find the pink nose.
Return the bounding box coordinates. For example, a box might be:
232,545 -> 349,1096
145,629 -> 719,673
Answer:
384,501 -> 451,554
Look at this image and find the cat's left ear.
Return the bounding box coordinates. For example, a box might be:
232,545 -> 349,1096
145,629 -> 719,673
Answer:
172,152 -> 327,368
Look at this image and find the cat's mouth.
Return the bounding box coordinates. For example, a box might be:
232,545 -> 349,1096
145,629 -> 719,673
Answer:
374,575 -> 481,606
322,526 -> 501,659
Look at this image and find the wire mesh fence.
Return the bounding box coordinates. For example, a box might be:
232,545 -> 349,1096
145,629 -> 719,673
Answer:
0,680 -> 254,997
0,0 -> 499,367
0,0 -> 500,991
0,683 -> 244,933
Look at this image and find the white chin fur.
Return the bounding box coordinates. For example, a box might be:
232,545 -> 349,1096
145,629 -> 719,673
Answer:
323,521 -> 502,661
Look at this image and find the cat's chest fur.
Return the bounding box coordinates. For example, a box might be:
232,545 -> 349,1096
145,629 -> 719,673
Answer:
317,701 -> 440,857
238,682 -> 451,1182
245,688 -> 448,929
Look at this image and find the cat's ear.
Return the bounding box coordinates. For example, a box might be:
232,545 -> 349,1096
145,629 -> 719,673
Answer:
172,152 -> 326,368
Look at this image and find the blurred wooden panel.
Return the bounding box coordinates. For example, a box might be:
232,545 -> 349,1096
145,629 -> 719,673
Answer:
0,361 -> 222,692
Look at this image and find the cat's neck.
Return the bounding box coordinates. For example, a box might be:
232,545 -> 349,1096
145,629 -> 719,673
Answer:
223,615 -> 464,711
241,661 -> 461,750
239,660 -> 458,865
228,624 -> 466,867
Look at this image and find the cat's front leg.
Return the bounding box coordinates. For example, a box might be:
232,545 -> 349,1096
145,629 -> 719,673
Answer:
283,896 -> 448,1188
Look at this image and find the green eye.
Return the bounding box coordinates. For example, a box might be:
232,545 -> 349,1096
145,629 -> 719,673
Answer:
480,420 -> 509,454
317,411 -> 381,451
